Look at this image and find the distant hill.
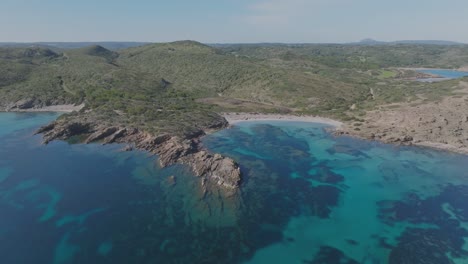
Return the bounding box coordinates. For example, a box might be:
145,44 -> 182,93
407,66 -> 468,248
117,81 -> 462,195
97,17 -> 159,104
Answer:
73,45 -> 119,62
1,40 -> 464,51
0,42 -> 150,50
352,38 -> 464,46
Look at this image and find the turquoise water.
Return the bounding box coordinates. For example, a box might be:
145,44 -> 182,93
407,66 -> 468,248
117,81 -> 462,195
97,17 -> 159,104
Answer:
2,114 -> 468,263
0,113 -> 238,263
204,121 -> 468,264
417,69 -> 468,82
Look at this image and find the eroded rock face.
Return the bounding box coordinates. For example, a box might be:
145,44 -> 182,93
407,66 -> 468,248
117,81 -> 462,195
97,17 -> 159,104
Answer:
85,127 -> 118,143
35,118 -> 241,192
37,121 -> 91,144
7,98 -> 36,110
154,138 -> 194,167
5,98 -> 62,111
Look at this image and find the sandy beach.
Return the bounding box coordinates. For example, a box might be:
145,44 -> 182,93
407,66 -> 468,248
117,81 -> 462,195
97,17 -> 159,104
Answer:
223,113 -> 343,127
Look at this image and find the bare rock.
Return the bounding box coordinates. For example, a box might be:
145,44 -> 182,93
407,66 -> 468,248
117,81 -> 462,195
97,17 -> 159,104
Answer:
40,122 -> 91,144
401,135 -> 413,143
121,145 -> 133,152
104,128 -> 127,144
7,98 -> 36,110
35,122 -> 56,134
189,151 -> 241,190
35,118 -> 241,192
154,138 -> 194,167
85,127 -> 118,143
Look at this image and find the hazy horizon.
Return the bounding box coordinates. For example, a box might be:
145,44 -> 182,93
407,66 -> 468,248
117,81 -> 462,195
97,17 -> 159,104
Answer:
0,39 -> 465,45
2,0 -> 468,43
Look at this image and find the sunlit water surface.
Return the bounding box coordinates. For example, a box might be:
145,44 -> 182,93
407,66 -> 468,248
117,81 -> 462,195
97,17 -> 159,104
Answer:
2,113 -> 468,264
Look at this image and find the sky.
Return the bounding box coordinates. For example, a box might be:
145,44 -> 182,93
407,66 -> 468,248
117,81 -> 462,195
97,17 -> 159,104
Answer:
1,0 -> 468,43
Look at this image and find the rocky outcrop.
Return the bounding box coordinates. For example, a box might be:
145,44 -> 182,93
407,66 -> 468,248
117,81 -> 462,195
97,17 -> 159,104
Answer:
147,136 -> 241,191
85,127 -> 118,143
337,83 -> 468,154
35,119 -> 242,192
3,98 -> 77,112
38,122 -> 92,144
154,138 -> 194,167
7,98 -> 36,110
189,151 -> 241,190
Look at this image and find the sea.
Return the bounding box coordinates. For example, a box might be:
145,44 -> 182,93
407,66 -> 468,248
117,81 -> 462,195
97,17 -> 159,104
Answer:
2,113 -> 468,264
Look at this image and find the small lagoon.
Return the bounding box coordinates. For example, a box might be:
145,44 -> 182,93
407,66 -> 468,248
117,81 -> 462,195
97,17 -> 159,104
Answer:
416,69 -> 468,82
2,114 -> 468,263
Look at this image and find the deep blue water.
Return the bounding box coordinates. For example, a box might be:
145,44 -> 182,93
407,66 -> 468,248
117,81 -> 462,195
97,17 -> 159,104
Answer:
417,69 -> 468,82
2,114 -> 468,264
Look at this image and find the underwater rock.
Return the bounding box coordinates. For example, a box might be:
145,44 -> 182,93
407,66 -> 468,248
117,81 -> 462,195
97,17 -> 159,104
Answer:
380,186 -> 468,263
167,175 -> 176,186
389,229 -> 456,264
304,246 -> 359,264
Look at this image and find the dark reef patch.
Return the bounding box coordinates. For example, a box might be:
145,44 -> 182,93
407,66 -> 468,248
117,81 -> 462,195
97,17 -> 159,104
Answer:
379,185 -> 468,263
303,246 -> 359,264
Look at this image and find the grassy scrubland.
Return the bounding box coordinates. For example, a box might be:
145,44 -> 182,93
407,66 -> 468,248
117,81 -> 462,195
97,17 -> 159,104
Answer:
1,41 -> 467,135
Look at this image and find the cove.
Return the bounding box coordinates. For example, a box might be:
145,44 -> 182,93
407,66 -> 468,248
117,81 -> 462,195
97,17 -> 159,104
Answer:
204,121 -> 468,264
2,114 -> 468,264
416,69 -> 468,82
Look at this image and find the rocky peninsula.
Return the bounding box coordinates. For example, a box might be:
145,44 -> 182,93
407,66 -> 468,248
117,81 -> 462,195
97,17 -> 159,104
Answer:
33,109 -> 242,195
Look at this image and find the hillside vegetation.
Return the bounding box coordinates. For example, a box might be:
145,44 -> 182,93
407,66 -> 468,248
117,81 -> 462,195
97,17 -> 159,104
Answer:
1,41 -> 467,135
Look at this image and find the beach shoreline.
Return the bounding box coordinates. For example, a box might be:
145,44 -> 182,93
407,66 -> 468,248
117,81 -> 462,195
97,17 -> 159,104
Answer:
223,112 -> 468,156
223,113 -> 343,127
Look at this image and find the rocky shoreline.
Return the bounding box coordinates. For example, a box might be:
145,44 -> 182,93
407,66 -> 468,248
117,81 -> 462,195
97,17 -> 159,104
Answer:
336,82 -> 468,155
7,95 -> 468,198
1,98 -> 82,113
35,118 -> 242,195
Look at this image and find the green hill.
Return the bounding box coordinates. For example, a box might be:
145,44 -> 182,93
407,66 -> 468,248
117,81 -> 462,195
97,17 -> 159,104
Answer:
1,41 -> 467,136
75,45 -> 119,62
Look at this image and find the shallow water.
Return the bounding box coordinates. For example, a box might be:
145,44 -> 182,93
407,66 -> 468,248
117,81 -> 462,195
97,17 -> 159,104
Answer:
205,121 -> 468,264
2,114 -> 468,263
0,113 -> 235,264
417,69 -> 468,82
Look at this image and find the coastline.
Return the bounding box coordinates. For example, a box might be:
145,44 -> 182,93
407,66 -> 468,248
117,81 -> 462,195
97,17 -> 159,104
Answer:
397,67 -> 468,72
335,94 -> 468,156
33,112 -> 242,194
223,112 -> 468,156
410,141 -> 468,155
336,129 -> 468,156
223,113 -> 343,127
3,104 -> 85,113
